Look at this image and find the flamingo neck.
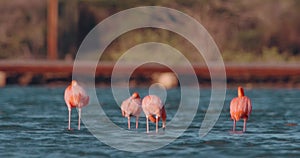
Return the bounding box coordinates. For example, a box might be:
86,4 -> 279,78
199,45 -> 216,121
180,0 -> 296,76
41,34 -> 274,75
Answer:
238,87 -> 244,97
71,80 -> 78,86
131,92 -> 140,99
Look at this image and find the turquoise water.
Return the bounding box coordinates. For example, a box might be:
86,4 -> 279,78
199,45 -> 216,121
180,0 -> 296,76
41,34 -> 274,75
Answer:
0,86 -> 299,157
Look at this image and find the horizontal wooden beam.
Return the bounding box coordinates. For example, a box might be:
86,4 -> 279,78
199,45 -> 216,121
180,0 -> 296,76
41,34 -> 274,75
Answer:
0,61 -> 300,77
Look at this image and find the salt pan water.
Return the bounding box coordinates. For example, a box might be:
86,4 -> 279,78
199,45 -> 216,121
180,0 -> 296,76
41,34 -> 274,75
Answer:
0,86 -> 299,157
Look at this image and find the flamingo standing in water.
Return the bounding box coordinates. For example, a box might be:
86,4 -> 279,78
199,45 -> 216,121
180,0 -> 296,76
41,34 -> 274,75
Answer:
230,86 -> 252,132
64,80 -> 89,130
120,92 -> 142,129
142,95 -> 167,133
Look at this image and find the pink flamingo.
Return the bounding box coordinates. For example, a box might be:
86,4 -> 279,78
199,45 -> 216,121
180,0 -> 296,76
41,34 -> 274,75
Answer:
64,80 -> 89,130
230,86 -> 252,132
142,95 -> 167,133
121,92 -> 142,129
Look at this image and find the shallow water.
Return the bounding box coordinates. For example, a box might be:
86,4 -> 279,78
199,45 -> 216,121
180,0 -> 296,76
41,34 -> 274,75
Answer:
0,86 -> 300,157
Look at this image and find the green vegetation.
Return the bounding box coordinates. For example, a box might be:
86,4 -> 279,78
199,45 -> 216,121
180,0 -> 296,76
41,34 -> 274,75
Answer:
0,0 -> 300,63
223,47 -> 300,63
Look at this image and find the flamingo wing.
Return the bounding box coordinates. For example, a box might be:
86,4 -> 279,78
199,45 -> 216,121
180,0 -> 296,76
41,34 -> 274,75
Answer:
246,96 -> 252,118
72,84 -> 89,108
230,97 -> 239,120
64,85 -> 76,108
230,96 -> 252,121
65,84 -> 89,108
121,97 -> 142,117
142,95 -> 164,123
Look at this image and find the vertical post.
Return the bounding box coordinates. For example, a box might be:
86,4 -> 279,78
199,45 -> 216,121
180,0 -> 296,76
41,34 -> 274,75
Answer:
47,0 -> 58,60
0,71 -> 6,87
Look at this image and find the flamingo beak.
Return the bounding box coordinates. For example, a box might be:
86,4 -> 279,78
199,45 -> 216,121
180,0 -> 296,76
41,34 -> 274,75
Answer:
162,116 -> 166,129
162,121 -> 166,130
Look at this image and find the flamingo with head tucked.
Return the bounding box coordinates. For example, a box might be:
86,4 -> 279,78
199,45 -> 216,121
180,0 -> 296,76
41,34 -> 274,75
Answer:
121,92 -> 142,129
142,95 -> 166,133
230,86 -> 252,132
64,80 -> 89,130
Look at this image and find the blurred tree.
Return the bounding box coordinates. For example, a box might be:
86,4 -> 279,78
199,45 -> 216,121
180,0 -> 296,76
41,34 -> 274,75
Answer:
0,0 -> 46,59
0,0 -> 299,62
58,0 -> 78,59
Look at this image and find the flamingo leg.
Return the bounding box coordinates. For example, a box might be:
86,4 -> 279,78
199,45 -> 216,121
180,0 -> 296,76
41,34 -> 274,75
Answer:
68,109 -> 71,130
233,120 -> 236,132
146,116 -> 149,133
156,115 -> 159,133
136,116 -> 139,129
128,116 -> 131,129
78,108 -> 81,130
243,118 -> 247,132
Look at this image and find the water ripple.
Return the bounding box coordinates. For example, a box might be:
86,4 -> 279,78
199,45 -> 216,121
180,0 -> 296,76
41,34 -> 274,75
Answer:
0,87 -> 299,157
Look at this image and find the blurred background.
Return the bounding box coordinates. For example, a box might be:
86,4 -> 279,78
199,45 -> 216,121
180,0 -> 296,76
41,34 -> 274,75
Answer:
0,0 -> 299,87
